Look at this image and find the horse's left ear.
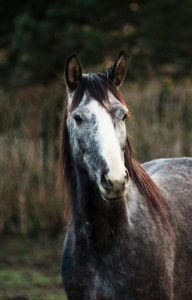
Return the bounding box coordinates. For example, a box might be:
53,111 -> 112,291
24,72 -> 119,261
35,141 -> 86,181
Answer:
107,51 -> 127,87
65,54 -> 82,92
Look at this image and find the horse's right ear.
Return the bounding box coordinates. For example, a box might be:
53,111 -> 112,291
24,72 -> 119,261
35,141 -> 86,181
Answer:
65,54 -> 82,91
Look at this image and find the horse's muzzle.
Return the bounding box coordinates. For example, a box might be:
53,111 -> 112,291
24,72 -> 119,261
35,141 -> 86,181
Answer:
99,168 -> 128,200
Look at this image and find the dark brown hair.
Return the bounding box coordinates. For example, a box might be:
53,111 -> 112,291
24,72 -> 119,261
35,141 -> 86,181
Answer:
58,73 -> 171,233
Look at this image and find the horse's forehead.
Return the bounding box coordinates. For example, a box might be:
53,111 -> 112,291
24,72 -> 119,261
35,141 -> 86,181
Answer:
74,99 -> 108,126
82,99 -> 104,115
76,91 -> 126,115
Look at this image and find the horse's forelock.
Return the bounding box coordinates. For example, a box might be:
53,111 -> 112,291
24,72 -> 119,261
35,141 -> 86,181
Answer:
68,73 -> 128,112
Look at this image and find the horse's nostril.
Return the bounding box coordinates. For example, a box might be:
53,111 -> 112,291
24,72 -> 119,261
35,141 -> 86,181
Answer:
125,170 -> 129,181
101,169 -> 113,190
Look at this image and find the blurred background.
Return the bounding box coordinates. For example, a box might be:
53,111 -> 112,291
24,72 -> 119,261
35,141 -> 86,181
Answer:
0,0 -> 192,299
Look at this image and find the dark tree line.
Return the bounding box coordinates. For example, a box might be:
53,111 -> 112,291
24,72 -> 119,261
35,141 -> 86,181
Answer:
1,0 -> 192,85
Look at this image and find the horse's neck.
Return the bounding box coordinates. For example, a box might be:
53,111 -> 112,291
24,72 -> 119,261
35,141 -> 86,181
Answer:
70,168 -> 129,252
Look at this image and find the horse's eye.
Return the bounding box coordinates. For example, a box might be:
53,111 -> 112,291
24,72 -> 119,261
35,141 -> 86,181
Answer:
122,114 -> 127,121
73,114 -> 83,124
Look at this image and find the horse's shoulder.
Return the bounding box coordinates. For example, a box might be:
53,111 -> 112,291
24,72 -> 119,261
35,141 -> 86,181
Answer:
142,157 -> 192,204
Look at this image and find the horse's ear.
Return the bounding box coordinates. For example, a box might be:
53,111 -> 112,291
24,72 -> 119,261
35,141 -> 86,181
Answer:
107,51 -> 127,87
65,54 -> 82,91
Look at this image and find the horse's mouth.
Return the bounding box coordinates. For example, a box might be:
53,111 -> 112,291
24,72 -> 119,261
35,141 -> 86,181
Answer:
97,181 -> 128,202
100,190 -> 127,202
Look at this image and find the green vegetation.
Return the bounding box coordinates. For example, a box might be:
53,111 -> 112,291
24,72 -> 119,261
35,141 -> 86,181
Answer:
1,0 -> 192,85
0,237 -> 66,300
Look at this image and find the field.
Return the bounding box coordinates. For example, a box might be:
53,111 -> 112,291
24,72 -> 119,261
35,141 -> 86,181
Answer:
0,237 -> 67,300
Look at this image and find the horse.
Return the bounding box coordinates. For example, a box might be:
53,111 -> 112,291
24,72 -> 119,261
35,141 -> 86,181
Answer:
59,51 -> 192,300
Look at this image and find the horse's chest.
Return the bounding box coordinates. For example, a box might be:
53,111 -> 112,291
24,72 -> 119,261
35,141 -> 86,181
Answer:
63,249 -> 171,300
91,271 -> 116,299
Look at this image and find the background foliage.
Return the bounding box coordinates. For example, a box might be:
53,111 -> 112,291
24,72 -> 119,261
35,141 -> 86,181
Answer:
2,0 -> 192,85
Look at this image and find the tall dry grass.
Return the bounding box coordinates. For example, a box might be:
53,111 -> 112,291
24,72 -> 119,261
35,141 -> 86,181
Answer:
123,79 -> 192,160
0,79 -> 192,236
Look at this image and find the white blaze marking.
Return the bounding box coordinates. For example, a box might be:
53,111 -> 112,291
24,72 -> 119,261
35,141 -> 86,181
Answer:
86,99 -> 126,182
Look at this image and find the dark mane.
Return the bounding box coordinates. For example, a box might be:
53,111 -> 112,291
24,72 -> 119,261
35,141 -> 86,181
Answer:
58,73 -> 171,233
124,138 -> 172,234
69,73 -> 127,112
